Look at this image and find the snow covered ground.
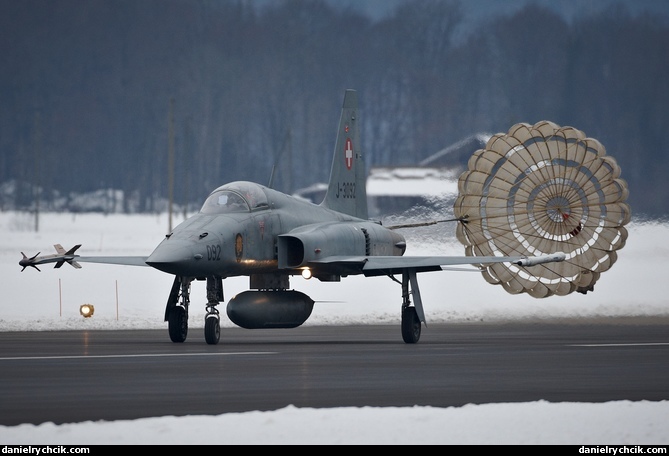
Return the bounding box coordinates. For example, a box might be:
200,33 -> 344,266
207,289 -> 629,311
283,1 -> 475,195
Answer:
1,211 -> 668,444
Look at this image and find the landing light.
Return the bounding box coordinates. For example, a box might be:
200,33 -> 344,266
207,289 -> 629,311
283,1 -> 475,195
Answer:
80,304 -> 95,318
301,268 -> 312,280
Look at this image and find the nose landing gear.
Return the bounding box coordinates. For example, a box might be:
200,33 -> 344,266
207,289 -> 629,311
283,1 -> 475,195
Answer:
204,312 -> 220,345
165,275 -> 223,344
204,276 -> 224,345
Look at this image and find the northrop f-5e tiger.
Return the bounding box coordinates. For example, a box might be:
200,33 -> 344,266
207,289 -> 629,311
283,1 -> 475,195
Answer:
20,89 -> 631,344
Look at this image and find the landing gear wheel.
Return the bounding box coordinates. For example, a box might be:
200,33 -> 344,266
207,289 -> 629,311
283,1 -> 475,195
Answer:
168,306 -> 188,343
401,306 -> 421,344
204,316 -> 220,345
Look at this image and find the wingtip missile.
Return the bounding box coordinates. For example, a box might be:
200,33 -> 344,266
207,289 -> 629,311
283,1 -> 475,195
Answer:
19,244 -> 83,271
19,252 -> 42,272
54,244 -> 82,269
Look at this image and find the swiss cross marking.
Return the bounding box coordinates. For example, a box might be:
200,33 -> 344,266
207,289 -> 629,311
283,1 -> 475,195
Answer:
345,138 -> 353,170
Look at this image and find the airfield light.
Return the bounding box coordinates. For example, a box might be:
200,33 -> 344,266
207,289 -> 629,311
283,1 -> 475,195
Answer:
80,304 -> 95,318
301,268 -> 312,280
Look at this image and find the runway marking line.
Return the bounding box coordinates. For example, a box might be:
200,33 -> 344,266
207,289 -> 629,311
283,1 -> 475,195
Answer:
0,352 -> 277,361
570,342 -> 669,347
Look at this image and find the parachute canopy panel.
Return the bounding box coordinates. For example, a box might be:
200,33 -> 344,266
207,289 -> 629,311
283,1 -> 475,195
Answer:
453,121 -> 630,298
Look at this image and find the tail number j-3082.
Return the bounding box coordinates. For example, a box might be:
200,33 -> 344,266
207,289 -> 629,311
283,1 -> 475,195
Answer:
336,182 -> 356,199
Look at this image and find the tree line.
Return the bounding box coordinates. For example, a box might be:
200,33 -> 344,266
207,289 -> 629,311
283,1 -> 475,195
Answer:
1,0 -> 667,218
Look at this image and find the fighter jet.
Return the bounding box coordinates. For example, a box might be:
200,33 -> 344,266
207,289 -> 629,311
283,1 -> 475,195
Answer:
19,89 -> 565,345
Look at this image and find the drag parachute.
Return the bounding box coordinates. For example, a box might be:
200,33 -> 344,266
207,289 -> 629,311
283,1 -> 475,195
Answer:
453,121 -> 631,298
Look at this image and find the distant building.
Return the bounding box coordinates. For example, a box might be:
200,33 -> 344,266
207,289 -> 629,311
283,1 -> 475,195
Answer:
294,133 -> 492,219
368,133 -> 491,218
366,167 -> 459,218
292,183 -> 327,204
418,133 -> 490,169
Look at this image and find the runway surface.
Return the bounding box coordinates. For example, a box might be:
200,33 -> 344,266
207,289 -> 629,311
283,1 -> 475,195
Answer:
1,318 -> 668,426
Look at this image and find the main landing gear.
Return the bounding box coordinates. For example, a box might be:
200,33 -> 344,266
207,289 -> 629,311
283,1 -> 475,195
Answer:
166,276 -> 191,343
398,269 -> 425,344
204,276 -> 223,345
402,306 -> 421,344
165,275 -> 224,345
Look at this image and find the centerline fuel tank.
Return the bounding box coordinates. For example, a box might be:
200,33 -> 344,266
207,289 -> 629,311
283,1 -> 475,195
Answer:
226,290 -> 314,329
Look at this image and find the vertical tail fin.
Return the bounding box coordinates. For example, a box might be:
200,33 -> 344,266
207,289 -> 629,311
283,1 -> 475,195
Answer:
320,89 -> 368,219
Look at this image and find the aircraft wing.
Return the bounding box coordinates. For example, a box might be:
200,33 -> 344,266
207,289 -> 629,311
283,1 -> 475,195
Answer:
309,252 -> 566,277
74,256 -> 150,266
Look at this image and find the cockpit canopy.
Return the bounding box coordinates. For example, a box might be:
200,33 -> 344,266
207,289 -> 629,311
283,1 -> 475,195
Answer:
200,182 -> 269,214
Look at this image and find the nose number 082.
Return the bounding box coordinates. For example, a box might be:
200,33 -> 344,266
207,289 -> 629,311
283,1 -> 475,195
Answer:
207,244 -> 221,261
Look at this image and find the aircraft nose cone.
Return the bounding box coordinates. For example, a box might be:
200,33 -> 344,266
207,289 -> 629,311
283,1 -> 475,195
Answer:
146,241 -> 194,275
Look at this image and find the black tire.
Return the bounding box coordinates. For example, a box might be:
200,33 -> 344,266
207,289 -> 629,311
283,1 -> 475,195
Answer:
204,316 -> 220,345
401,306 -> 421,344
168,306 -> 188,343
